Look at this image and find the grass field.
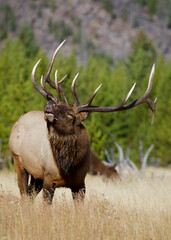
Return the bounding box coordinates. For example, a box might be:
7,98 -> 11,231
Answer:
0,167 -> 171,240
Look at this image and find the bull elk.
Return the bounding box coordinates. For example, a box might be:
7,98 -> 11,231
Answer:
9,40 -> 157,203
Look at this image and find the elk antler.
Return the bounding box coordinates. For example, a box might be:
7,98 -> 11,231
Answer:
32,40 -> 67,103
32,41 -> 157,124
32,60 -> 50,100
42,40 -> 66,89
71,72 -> 103,108
76,64 -> 157,124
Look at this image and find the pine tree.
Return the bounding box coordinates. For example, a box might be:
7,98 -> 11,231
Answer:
154,59 -> 171,165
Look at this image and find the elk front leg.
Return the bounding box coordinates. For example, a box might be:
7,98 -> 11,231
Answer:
71,184 -> 86,201
13,155 -> 29,196
27,176 -> 43,200
43,177 -> 55,204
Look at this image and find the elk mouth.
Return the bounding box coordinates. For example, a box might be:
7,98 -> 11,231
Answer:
44,111 -> 55,122
44,103 -> 58,123
44,112 -> 55,122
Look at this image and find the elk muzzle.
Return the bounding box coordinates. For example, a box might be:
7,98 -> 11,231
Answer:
44,103 -> 56,123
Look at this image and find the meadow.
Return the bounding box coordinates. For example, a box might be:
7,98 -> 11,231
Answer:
0,168 -> 171,240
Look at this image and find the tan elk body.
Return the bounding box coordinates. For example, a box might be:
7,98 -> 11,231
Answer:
10,109 -> 90,200
9,40 -> 157,203
10,111 -> 52,181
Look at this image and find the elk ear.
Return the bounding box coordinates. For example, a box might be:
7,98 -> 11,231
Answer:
76,112 -> 89,124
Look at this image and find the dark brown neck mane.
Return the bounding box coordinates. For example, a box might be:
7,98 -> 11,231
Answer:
48,125 -> 78,177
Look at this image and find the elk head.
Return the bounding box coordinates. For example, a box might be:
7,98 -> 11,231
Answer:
32,40 -> 157,133
32,40 -> 103,134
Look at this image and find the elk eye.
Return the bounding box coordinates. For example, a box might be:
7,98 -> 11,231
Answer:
67,113 -> 74,119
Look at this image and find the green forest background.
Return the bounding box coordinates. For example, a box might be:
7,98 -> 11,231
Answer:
0,24 -> 171,166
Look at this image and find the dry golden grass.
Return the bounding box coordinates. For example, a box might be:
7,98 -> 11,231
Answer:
0,168 -> 171,240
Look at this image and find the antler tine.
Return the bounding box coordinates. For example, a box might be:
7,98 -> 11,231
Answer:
136,64 -> 155,104
124,64 -> 157,124
55,70 -> 62,102
137,63 -> 157,124
71,73 -> 80,106
40,76 -> 57,102
46,73 -> 68,103
58,75 -> 68,103
58,74 -> 67,84
121,83 -> 136,105
108,82 -> 136,109
129,64 -> 157,124
43,40 -> 66,89
82,84 -> 102,107
151,98 -> 157,124
77,64 -> 157,124
32,59 -> 53,101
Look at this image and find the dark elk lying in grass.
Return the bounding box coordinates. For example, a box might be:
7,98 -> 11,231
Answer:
9,40 -> 157,204
89,152 -> 119,179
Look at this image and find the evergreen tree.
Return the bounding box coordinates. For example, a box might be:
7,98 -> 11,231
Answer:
154,59 -> 171,165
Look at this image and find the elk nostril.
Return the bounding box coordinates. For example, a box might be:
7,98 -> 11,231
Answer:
45,103 -> 56,112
